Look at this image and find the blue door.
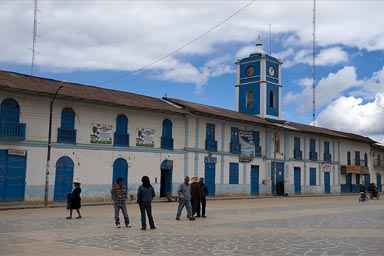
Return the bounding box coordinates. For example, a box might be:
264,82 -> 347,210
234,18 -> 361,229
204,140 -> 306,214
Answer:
54,156 -> 74,201
294,167 -> 301,195
324,172 -> 331,194
205,162 -> 216,196
112,158 -> 128,199
250,165 -> 259,196
364,174 -> 370,188
0,150 -> 27,202
160,160 -> 173,197
271,162 -> 284,195
346,173 -> 352,192
377,175 -> 382,192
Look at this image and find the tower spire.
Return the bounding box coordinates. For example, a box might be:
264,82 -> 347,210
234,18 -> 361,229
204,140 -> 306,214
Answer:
251,34 -> 265,55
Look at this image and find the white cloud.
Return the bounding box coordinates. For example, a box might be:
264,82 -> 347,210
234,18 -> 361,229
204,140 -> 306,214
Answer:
314,93 -> 384,143
284,66 -> 360,112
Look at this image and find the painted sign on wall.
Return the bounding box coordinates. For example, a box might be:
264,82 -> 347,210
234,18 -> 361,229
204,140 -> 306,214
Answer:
239,130 -> 255,162
136,128 -> 155,147
90,124 -> 113,144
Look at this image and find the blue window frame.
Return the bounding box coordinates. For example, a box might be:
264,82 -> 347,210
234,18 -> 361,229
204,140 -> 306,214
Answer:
229,163 -> 239,184
57,107 -> 76,144
0,98 -> 26,140
205,123 -> 217,152
230,127 -> 241,154
114,114 -> 129,147
161,119 -> 173,150
324,141 -> 331,162
310,168 -> 316,186
347,151 -> 351,165
309,138 -> 317,161
364,153 -> 368,167
252,131 -> 262,156
294,137 -> 302,160
355,151 -> 360,166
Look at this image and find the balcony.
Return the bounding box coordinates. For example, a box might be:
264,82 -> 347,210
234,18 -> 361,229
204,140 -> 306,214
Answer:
114,133 -> 129,147
205,140 -> 217,152
373,159 -> 384,168
294,150 -> 302,160
161,137 -> 174,150
324,153 -> 332,162
230,142 -> 241,154
57,128 -> 76,144
309,151 -> 318,161
0,121 -> 26,140
254,146 -> 262,156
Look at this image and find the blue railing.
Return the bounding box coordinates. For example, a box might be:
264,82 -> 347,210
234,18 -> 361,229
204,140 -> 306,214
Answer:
57,128 -> 76,144
205,140 -> 217,152
294,150 -> 303,160
114,133 -> 129,147
0,121 -> 26,140
324,153 -> 332,162
161,137 -> 174,150
254,146 -> 262,156
230,142 -> 241,154
309,151 -> 318,161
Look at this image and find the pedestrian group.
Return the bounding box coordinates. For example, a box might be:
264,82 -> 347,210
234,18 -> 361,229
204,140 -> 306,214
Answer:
65,175 -> 208,229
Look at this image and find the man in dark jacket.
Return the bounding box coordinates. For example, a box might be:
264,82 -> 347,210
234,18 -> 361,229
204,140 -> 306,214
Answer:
190,176 -> 201,217
198,177 -> 208,218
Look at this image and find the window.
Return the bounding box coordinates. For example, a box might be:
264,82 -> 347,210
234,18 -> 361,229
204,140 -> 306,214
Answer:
246,90 -> 254,109
161,119 -> 173,150
309,138 -> 317,161
230,127 -> 240,154
347,151 -> 351,165
324,141 -> 331,162
355,151 -> 360,166
0,98 -> 25,140
269,90 -> 275,108
229,163 -> 239,184
57,107 -> 76,144
114,114 -> 129,147
205,123 -> 217,152
252,131 -> 261,156
310,168 -> 316,186
364,153 -> 368,167
294,137 -> 302,160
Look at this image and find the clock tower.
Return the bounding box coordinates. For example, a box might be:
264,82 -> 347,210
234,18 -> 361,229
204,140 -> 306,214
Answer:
235,35 -> 282,120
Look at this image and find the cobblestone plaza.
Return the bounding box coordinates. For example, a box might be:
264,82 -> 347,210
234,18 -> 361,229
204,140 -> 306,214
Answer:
0,196 -> 383,256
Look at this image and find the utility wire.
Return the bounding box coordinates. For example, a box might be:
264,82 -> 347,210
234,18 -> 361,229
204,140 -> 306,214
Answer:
96,0 -> 255,86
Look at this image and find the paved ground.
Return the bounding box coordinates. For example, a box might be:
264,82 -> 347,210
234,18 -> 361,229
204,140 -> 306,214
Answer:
0,196 -> 383,256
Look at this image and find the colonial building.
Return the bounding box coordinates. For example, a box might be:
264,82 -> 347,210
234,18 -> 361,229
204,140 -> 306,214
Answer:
0,41 -> 382,203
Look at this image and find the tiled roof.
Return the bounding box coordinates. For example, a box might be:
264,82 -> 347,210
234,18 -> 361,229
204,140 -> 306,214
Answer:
0,70 -> 187,115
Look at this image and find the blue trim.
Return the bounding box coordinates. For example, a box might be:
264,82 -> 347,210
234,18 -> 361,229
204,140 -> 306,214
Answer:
54,156 -> 74,202
310,168 -> 316,186
1,98 -> 20,122
230,127 -> 240,154
266,84 -> 279,116
229,162 -> 239,184
114,114 -> 129,147
239,85 -> 260,115
0,98 -> 26,140
205,123 -> 217,152
161,119 -> 173,150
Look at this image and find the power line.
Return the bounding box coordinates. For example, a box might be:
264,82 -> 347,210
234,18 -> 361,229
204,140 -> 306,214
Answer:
96,0 -> 255,86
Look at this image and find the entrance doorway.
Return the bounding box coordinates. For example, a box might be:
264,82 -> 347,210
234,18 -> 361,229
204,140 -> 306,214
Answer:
160,160 -> 173,197
54,156 -> 74,201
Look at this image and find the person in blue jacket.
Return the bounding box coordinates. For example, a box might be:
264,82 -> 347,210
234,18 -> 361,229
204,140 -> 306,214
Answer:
137,176 -> 156,230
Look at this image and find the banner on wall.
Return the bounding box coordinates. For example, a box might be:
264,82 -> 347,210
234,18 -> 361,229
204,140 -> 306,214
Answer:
90,123 -> 113,144
239,130 -> 255,162
136,128 -> 155,147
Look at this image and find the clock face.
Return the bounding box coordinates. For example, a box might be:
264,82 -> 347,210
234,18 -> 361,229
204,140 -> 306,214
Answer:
245,66 -> 255,77
268,66 -> 275,77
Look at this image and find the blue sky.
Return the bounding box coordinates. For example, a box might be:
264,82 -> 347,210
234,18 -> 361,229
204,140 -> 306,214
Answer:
1,1 -> 383,143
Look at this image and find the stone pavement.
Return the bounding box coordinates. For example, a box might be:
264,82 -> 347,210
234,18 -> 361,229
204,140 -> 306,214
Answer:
0,196 -> 383,256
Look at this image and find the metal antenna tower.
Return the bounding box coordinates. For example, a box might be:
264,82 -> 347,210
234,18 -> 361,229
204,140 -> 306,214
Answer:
312,0 -> 316,125
31,0 -> 38,75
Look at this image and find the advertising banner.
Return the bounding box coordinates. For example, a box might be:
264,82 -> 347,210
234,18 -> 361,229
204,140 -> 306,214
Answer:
136,128 -> 155,147
90,123 -> 113,144
239,130 -> 255,162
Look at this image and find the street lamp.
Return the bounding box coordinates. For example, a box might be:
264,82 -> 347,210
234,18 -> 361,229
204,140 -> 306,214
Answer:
273,121 -> 290,196
44,81 -> 65,206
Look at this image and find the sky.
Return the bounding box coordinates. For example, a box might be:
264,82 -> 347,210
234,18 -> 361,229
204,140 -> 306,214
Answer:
1,1 -> 383,144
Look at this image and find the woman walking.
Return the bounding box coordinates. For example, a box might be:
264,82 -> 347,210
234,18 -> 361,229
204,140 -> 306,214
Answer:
137,176 -> 156,230
66,178 -> 82,219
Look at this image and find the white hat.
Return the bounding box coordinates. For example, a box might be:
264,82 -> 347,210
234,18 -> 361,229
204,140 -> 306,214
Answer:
73,178 -> 81,184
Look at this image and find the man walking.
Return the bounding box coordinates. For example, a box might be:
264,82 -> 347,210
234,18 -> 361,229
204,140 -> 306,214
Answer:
198,177 -> 208,218
190,176 -> 201,217
176,176 -> 195,221
111,177 -> 131,228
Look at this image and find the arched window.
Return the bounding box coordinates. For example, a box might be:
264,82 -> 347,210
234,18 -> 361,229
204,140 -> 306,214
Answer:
269,90 -> 275,108
114,114 -> 129,146
246,90 -> 254,109
58,107 -> 76,144
347,151 -> 351,165
161,119 -> 173,150
1,98 -> 20,122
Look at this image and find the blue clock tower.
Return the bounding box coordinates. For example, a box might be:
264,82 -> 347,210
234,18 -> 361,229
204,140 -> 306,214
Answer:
235,35 -> 282,120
